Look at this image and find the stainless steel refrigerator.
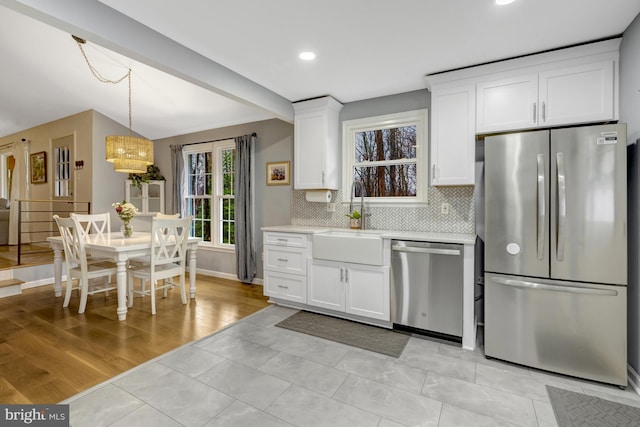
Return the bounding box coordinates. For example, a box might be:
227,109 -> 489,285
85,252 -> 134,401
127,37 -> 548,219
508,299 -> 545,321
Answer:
484,124 -> 627,387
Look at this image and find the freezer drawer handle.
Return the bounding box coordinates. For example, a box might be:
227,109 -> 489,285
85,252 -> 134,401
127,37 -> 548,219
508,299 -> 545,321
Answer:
537,153 -> 545,260
491,276 -> 618,296
391,245 -> 460,256
556,152 -> 567,261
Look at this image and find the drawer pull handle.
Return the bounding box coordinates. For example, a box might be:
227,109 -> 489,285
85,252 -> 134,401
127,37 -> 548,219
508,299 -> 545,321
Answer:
277,258 -> 288,263
277,238 -> 288,242
277,285 -> 289,289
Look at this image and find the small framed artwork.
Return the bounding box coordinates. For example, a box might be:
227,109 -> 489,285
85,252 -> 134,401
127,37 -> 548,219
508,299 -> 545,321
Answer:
30,151 -> 47,184
266,161 -> 290,186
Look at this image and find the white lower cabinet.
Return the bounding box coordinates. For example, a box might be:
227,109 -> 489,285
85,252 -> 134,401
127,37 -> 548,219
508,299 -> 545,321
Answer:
309,259 -> 390,321
264,270 -> 306,303
263,232 -> 309,304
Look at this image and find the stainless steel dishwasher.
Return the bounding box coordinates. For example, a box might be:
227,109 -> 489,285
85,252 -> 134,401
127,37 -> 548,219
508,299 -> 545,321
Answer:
390,240 -> 463,340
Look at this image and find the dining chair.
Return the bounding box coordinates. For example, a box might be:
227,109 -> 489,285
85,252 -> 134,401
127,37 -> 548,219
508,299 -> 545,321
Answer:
156,212 -> 180,218
70,212 -> 110,237
70,212 -> 113,264
127,216 -> 191,314
53,215 -> 118,314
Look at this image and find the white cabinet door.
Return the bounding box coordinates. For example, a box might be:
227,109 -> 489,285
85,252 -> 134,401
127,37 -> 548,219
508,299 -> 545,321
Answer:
539,61 -> 614,127
430,85 -> 476,186
293,97 -> 343,190
308,260 -> 345,311
125,180 -> 165,214
346,265 -> 390,321
145,181 -> 164,213
476,74 -> 539,133
294,111 -> 326,189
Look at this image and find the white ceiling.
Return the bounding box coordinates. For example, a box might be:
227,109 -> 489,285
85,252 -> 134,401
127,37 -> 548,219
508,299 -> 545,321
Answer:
1,0 -> 639,140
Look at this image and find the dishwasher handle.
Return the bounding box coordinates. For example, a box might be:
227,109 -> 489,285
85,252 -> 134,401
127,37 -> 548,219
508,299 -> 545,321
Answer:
391,244 -> 461,256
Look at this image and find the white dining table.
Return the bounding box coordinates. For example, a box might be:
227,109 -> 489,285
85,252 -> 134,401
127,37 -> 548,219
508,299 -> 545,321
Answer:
47,231 -> 200,321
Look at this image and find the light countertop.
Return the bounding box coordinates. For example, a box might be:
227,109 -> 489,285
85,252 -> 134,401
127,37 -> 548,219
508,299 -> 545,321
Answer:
261,225 -> 476,245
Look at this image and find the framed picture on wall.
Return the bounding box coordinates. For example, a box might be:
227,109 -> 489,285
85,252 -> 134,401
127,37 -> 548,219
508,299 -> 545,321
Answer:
266,161 -> 290,186
30,151 -> 47,184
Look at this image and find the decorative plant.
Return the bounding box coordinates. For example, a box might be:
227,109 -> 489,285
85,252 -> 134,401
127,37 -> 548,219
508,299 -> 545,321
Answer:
345,210 -> 361,220
128,164 -> 165,188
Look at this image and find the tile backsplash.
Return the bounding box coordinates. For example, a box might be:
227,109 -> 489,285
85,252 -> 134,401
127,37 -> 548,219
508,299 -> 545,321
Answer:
291,186 -> 476,234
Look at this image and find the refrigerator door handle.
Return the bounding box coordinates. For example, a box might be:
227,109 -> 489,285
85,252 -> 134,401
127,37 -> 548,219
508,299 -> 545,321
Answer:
491,276 -> 619,296
556,152 -> 566,261
537,154 -> 545,260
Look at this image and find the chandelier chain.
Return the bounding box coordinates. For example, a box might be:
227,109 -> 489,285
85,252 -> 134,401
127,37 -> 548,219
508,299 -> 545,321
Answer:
75,39 -> 133,134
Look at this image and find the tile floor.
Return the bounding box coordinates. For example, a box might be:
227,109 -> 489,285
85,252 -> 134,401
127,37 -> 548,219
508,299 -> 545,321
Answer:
64,304 -> 640,426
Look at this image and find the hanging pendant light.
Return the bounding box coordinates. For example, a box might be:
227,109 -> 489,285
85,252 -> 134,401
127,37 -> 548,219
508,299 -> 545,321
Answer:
73,35 -> 153,173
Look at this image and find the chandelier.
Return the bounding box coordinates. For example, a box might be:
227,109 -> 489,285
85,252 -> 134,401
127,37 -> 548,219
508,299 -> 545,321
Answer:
73,35 -> 153,173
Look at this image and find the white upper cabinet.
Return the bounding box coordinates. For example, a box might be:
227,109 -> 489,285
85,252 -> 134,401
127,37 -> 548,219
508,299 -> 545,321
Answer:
125,180 -> 164,214
477,61 -> 615,133
293,96 -> 343,190
538,61 -> 614,127
426,38 -> 619,187
430,85 -> 476,186
476,74 -> 539,133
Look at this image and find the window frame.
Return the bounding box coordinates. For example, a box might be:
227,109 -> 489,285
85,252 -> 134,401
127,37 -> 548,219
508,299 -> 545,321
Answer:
52,134 -> 74,200
341,109 -> 428,206
183,139 -> 235,252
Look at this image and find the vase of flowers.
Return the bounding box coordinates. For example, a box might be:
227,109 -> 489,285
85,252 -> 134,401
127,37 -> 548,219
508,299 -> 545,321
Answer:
112,201 -> 138,237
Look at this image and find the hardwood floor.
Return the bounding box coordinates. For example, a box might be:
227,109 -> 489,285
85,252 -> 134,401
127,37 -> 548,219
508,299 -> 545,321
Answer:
0,274 -> 270,404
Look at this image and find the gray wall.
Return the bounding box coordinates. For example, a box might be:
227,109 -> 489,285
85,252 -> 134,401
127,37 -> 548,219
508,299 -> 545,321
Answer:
154,118 -> 293,280
620,13 -> 640,376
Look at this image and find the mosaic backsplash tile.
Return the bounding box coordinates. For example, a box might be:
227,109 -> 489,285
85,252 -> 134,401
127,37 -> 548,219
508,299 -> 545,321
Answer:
291,186 -> 476,234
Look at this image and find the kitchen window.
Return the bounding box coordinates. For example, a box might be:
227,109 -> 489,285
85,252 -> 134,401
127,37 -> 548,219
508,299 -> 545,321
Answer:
183,139 -> 235,250
342,109 -> 427,205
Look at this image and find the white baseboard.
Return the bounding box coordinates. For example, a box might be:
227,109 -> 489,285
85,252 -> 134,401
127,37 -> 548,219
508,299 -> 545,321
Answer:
193,267 -> 263,285
11,271 -> 263,296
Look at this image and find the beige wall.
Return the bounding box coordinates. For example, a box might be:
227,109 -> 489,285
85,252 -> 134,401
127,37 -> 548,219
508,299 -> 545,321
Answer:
0,110 -> 94,205
0,109 -> 133,220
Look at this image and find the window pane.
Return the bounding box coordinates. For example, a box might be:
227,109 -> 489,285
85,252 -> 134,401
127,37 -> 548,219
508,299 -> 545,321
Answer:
355,126 -> 417,163
355,164 -> 417,197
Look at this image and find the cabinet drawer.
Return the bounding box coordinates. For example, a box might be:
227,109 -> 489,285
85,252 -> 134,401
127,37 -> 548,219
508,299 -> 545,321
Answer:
264,232 -> 308,248
264,271 -> 307,303
264,246 -> 307,274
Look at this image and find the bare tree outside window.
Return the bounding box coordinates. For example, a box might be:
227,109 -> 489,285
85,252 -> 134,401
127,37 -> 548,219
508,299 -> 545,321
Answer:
183,139 -> 236,248
352,126 -> 417,198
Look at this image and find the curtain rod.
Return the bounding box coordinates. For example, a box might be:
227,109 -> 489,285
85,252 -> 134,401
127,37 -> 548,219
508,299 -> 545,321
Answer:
179,132 -> 256,147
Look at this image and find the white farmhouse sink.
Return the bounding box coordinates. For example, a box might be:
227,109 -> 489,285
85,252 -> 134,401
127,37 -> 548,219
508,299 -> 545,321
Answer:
312,229 -> 384,265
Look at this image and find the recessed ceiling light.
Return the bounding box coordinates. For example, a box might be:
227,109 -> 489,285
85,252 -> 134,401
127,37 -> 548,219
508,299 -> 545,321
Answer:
496,0 -> 515,4
299,51 -> 316,61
